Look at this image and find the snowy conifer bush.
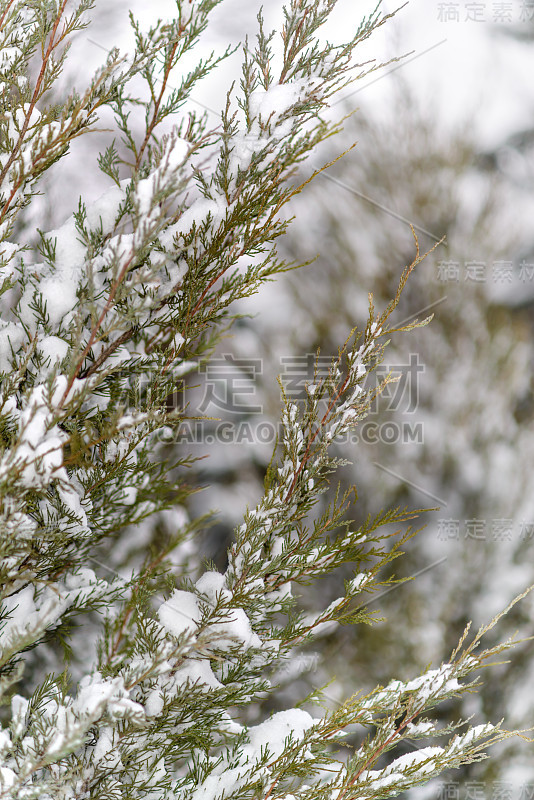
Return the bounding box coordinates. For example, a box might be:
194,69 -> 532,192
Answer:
0,1 -> 530,798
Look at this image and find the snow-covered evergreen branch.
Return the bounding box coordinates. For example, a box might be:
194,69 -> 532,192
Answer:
0,1 -> 530,798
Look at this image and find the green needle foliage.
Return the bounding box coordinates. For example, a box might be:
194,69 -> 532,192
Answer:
0,1 -> 530,798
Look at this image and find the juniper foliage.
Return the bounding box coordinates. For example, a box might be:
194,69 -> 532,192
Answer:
0,1 -> 529,798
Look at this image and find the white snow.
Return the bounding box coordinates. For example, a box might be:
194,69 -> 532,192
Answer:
0,571 -> 109,660
74,673 -> 144,723
247,708 -> 315,759
15,180 -> 128,333
348,572 -> 372,592
85,182 -> 127,232
358,747 -> 445,790
36,335 -> 70,366
144,689 -> 164,718
120,486 -> 138,505
405,721 -> 434,736
448,723 -> 496,754
173,659 -> 223,691
404,665 -> 461,702
158,589 -> 200,639
134,137 -> 189,217
39,215 -> 87,327
160,197 -> 227,249
11,384 -> 67,488
249,81 -> 304,125
0,320 -> 25,373
385,747 -> 445,776
92,726 -> 121,768
196,570 -> 228,600
157,572 -> 262,651
206,605 -> 262,651
190,709 -> 315,800
0,767 -> 16,788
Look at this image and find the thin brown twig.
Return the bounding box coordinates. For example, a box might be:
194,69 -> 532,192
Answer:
0,0 -> 17,34
0,0 -> 70,223
335,705 -> 422,800
135,32 -> 183,170
59,246 -> 138,407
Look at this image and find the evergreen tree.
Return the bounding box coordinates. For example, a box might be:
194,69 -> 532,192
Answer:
247,76 -> 534,790
0,2 -> 530,798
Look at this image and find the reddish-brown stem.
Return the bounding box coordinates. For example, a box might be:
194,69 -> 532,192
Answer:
108,542 -> 189,666
108,605 -> 134,663
135,35 -> 182,170
0,0 -> 17,36
186,256 -> 241,326
283,370 -> 350,502
279,8 -> 309,83
78,327 -> 134,380
336,706 -> 421,800
0,0 -> 70,223
0,66 -> 116,228
59,247 -> 137,407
